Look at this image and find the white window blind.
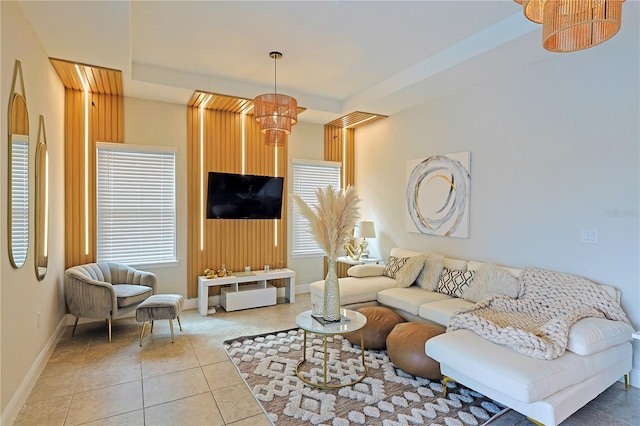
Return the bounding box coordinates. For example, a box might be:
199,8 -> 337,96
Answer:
10,136 -> 29,266
291,160 -> 341,257
96,143 -> 177,265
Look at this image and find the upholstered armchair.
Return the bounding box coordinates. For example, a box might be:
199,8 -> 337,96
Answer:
64,263 -> 157,341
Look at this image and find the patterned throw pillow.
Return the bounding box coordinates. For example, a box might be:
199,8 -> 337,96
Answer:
383,256 -> 410,279
437,267 -> 475,297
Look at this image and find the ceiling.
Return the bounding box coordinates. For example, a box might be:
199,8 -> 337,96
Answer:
16,1 -> 631,124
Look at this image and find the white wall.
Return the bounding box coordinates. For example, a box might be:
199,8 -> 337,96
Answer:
123,97 -> 188,296
287,122 -> 327,290
1,1 -> 66,416
355,17 -> 640,384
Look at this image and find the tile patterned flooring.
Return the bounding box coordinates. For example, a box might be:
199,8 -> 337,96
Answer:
14,293 -> 640,425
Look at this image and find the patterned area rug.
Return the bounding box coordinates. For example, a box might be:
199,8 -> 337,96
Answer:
224,328 -> 506,425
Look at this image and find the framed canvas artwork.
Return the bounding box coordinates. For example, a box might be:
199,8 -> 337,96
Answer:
405,151 -> 470,238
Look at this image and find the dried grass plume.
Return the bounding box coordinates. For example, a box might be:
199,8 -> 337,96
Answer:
291,185 -> 361,260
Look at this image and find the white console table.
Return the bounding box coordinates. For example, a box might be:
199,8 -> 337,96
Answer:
198,268 -> 296,316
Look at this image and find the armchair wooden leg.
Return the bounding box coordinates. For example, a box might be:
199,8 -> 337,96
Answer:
177,315 -> 183,331
169,320 -> 175,343
108,319 -> 112,342
72,316 -> 79,336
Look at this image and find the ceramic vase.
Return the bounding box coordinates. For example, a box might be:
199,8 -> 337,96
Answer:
324,259 -> 341,321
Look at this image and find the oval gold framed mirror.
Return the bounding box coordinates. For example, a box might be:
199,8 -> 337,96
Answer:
35,116 -> 48,280
8,60 -> 29,269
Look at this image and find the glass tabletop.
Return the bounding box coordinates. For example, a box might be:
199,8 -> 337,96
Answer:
295,309 -> 367,334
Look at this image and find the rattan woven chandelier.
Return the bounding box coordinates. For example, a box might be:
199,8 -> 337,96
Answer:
254,52 -> 298,147
514,0 -> 625,52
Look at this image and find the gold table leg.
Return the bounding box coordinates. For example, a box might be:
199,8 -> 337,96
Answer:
295,329 -> 368,390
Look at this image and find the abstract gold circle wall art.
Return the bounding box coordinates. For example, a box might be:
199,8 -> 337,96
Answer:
406,151 -> 470,238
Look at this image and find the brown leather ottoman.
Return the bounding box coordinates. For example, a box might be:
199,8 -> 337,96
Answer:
386,322 -> 445,379
344,306 -> 406,349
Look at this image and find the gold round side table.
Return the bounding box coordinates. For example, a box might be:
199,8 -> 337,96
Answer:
294,309 -> 368,389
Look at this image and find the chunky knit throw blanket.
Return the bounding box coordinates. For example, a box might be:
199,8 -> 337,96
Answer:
448,267 -> 631,360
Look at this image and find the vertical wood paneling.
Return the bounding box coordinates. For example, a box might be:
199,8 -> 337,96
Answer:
186,107 -> 288,299
324,126 -> 354,279
324,125 -> 354,188
64,88 -> 123,268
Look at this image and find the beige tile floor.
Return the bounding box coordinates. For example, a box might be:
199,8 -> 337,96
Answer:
14,293 -> 640,425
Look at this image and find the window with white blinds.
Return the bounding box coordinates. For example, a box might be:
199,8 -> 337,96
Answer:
10,136 -> 29,267
96,143 -> 177,265
291,159 -> 341,257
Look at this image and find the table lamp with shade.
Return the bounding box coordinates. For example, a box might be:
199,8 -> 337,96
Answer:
354,221 -> 376,258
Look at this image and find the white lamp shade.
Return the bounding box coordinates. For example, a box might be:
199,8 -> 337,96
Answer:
355,221 -> 376,239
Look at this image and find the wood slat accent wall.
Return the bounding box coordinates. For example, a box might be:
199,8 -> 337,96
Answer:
325,111 -> 387,129
63,88 -> 124,268
50,58 -> 123,95
324,125 -> 355,187
323,125 -> 355,278
187,107 -> 288,299
51,59 -> 124,267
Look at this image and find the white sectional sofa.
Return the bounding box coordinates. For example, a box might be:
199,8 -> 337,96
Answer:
308,247 -> 634,426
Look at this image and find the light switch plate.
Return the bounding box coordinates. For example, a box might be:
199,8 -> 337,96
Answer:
580,229 -> 598,244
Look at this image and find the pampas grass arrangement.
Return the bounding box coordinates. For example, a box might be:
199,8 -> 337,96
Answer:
292,185 -> 361,320
291,185 -> 361,260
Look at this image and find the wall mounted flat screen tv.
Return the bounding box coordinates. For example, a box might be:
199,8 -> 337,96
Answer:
206,172 -> 284,219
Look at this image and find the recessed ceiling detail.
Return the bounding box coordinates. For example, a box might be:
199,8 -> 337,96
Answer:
189,91 -> 306,116
325,112 -> 387,129
50,58 -> 122,95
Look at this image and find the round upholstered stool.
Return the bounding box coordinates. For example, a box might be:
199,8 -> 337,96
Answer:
136,294 -> 184,346
344,306 -> 406,349
386,322 -> 445,379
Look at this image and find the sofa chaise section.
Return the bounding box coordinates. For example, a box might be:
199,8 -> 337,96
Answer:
427,329 -> 632,426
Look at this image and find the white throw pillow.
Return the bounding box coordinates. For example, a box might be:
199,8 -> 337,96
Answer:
347,264 -> 385,278
395,256 -> 425,288
462,263 -> 521,303
416,252 -> 445,291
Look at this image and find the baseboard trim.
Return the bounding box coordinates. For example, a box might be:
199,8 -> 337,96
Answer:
1,316 -> 68,426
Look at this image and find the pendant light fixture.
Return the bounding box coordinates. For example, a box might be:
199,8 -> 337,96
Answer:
254,51 -> 298,147
543,0 -> 625,52
524,0 -> 546,24
514,0 -> 625,52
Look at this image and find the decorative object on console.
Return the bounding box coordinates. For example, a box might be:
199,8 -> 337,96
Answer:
343,240 -> 363,260
291,185 -> 360,321
406,151 -> 470,238
514,0 -> 625,52
354,220 -> 375,257
253,51 -> 297,147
